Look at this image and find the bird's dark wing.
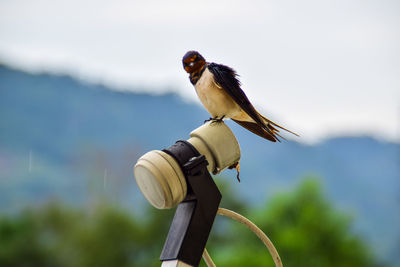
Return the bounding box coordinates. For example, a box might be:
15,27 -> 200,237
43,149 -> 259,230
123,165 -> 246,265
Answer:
207,63 -> 266,128
207,62 -> 297,142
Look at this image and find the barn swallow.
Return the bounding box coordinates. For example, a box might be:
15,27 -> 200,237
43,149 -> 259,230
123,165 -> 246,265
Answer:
182,50 -> 298,142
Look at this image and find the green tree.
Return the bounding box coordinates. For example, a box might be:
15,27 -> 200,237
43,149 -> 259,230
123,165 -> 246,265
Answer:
0,213 -> 52,267
0,202 -> 174,267
0,178 -> 378,267
212,178 -> 378,267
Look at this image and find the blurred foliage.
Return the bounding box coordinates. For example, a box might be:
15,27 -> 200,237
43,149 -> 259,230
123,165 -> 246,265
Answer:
0,203 -> 174,267
0,178 -> 380,267
213,178 -> 379,267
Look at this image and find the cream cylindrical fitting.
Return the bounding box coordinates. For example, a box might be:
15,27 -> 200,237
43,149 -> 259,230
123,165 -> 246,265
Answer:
134,122 -> 241,209
188,122 -> 240,174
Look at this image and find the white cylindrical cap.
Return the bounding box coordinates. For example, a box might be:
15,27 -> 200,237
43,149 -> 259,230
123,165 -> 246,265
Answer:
134,150 -> 187,209
134,122 -> 241,209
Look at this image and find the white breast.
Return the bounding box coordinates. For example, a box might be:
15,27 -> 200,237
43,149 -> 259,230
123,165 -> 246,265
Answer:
194,68 -> 242,119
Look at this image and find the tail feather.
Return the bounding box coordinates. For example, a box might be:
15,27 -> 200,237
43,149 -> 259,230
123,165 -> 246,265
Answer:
232,119 -> 280,142
259,114 -> 299,137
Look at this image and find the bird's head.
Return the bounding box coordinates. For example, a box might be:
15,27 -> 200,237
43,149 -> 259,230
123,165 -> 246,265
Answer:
182,51 -> 206,74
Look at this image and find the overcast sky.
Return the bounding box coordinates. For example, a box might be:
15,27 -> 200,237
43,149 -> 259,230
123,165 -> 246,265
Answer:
0,0 -> 399,143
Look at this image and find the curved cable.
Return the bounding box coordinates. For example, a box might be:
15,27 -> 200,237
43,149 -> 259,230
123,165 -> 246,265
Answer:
202,248 -> 216,267
202,207 -> 282,267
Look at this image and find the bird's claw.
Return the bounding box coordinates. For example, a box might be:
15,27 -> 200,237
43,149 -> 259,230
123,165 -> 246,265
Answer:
204,117 -> 213,123
204,115 -> 225,124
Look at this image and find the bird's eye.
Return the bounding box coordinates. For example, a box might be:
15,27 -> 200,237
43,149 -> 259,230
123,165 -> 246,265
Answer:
189,62 -> 194,67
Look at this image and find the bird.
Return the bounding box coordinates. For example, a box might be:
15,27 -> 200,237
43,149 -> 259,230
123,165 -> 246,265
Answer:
182,50 -> 298,142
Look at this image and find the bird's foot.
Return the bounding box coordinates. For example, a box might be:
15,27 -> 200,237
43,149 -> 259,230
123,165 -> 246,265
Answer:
206,115 -> 225,124
204,117 -> 213,123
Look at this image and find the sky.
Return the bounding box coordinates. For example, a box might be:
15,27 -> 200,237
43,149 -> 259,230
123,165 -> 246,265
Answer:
0,0 -> 399,143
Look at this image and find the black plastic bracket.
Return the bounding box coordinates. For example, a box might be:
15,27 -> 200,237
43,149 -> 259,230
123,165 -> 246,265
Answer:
160,140 -> 222,267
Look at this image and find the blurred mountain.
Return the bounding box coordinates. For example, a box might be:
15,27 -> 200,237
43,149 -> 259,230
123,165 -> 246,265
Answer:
0,64 -> 399,263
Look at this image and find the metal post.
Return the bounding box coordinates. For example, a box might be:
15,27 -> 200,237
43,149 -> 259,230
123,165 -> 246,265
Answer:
160,141 -> 222,267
